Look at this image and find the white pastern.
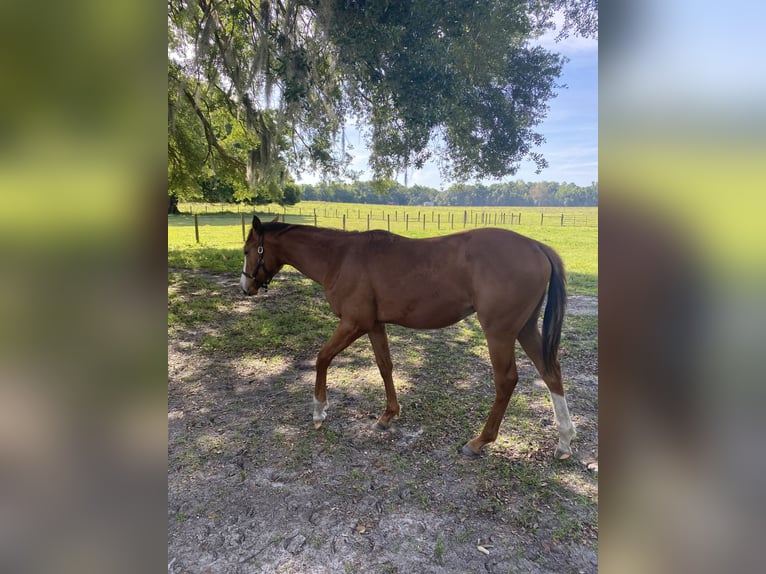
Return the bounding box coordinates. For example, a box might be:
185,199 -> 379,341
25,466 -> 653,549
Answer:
240,257 -> 248,292
312,397 -> 327,424
550,392 -> 577,448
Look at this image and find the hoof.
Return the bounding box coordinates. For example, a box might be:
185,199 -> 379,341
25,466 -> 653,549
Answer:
461,442 -> 482,458
373,421 -> 390,432
554,446 -> 572,460
312,410 -> 327,429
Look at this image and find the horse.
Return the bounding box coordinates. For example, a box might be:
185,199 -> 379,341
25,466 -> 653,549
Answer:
241,215 -> 576,459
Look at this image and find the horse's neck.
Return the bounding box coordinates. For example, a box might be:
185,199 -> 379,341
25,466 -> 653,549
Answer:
276,227 -> 343,286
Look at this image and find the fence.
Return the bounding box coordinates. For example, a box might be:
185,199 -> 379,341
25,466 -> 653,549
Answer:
176,202 -> 597,244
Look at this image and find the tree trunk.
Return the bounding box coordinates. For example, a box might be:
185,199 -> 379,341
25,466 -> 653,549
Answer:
168,193 -> 181,215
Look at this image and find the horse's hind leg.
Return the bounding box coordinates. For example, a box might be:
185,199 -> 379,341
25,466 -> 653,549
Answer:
463,335 -> 519,457
368,322 -> 400,431
517,319 -> 577,459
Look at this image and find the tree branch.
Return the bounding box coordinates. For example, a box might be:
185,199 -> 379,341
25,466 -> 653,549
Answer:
181,85 -> 246,169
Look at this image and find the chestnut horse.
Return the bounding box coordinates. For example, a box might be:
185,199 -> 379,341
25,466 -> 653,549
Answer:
241,215 -> 576,459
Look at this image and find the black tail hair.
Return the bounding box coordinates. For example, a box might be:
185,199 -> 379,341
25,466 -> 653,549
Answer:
541,245 -> 567,374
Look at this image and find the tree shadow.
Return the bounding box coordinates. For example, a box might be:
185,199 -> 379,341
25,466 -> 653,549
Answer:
168,267 -> 598,570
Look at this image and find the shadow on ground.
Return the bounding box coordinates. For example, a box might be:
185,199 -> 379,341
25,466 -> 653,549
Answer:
168,268 -> 598,574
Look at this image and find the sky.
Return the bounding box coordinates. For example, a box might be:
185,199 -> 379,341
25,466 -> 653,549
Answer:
601,0 -> 765,118
298,23 -> 598,189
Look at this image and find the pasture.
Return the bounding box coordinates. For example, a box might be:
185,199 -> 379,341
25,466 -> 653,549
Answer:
169,202 -> 598,296
168,202 -> 598,573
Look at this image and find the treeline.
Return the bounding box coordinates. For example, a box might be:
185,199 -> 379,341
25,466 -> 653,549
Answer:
186,179 -> 597,207
300,180 -> 597,207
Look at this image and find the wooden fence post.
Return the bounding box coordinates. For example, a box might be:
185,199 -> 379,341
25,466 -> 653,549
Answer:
194,214 -> 200,243
540,212 -> 544,225
405,213 -> 409,231
343,214 -> 346,230
560,213 -> 564,226
387,214 -> 390,231
241,213 -> 245,241
367,213 -> 370,230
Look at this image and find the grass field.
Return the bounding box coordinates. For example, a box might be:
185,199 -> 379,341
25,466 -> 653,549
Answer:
168,201 -> 598,571
169,201 -> 597,295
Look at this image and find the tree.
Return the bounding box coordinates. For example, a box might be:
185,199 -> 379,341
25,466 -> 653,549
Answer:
538,0 -> 598,41
168,59 -> 286,205
529,181 -> 556,206
168,1 -> 596,202
280,181 -> 301,206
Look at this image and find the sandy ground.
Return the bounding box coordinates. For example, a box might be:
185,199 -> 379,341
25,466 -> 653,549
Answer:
168,270 -> 597,573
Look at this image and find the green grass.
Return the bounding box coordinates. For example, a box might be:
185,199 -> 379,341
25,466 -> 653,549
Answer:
434,535 -> 446,564
169,201 -> 597,295
168,201 -> 598,552
168,272 -> 229,329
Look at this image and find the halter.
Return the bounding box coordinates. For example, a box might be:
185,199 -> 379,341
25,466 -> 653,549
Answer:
241,230 -> 274,290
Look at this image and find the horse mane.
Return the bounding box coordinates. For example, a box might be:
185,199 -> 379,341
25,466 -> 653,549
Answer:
261,221 -> 295,234
262,222 -> 402,241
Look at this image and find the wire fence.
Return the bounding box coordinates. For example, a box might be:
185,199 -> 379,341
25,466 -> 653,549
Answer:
176,202 -> 597,244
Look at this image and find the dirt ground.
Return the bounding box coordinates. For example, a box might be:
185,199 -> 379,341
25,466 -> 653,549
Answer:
168,269 -> 598,573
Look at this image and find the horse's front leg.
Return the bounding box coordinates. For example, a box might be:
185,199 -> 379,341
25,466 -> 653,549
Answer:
313,321 -> 366,428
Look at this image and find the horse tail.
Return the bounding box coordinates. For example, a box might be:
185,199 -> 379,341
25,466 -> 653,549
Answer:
540,244 -> 567,375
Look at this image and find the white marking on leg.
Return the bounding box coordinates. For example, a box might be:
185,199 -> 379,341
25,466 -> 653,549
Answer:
550,392 -> 576,458
240,257 -> 248,293
312,397 -> 327,425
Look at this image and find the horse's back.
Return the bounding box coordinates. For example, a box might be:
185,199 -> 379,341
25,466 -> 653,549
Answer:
344,228 -> 552,329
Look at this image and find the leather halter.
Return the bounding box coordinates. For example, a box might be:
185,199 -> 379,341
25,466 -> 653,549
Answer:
241,230 -> 274,290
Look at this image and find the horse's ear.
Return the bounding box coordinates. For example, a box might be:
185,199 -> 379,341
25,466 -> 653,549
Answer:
252,215 -> 263,231
270,215 -> 280,223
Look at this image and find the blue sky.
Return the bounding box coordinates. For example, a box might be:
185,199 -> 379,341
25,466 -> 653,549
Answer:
602,0 -> 765,118
298,25 -> 598,189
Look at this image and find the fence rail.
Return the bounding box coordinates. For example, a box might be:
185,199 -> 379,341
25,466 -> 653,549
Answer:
174,202 -> 597,244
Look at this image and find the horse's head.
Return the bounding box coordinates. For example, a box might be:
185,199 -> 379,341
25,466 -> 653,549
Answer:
240,215 -> 283,296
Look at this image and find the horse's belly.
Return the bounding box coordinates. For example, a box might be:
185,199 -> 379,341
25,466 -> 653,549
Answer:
378,296 -> 474,329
